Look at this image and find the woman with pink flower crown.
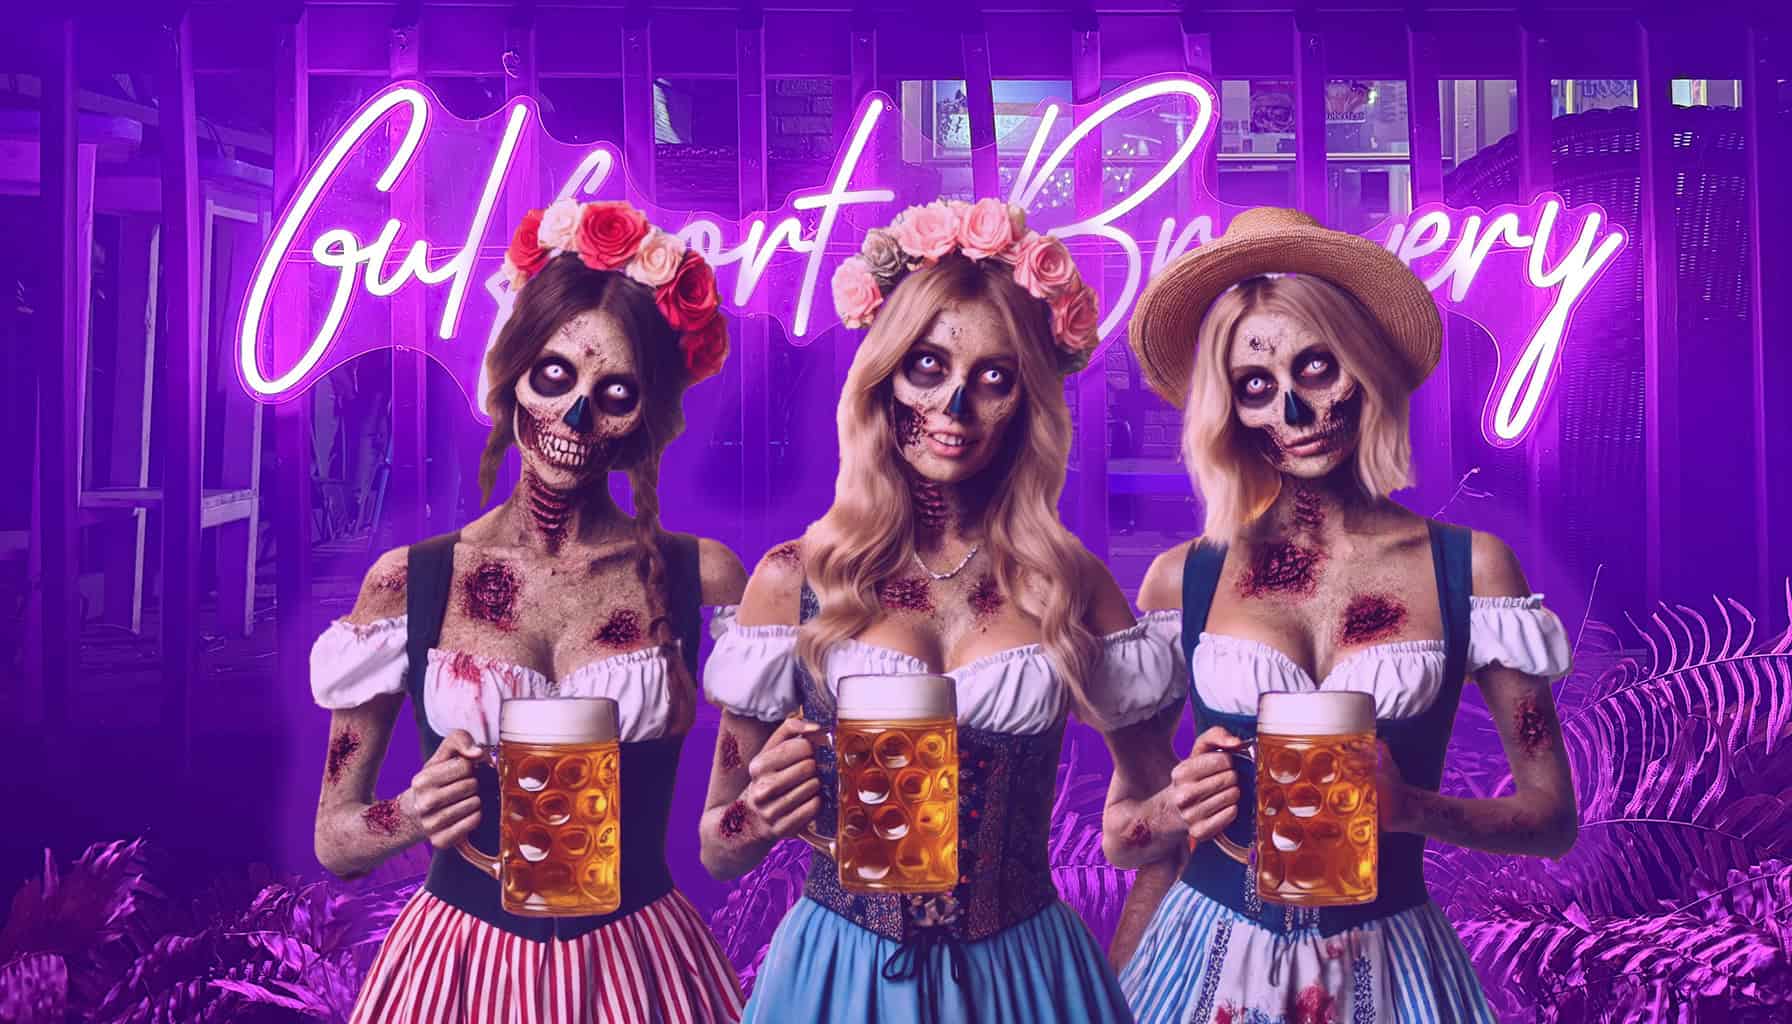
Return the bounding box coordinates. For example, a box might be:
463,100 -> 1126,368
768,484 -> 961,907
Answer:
697,199 -> 1181,1023
309,198 -> 746,1022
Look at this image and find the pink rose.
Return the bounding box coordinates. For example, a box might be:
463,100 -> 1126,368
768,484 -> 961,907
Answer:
831,256 -> 884,328
1011,231 -> 1078,298
626,228 -> 686,288
575,201 -> 650,271
956,197 -> 1017,260
536,199 -> 581,250
890,202 -> 961,261
1050,281 -> 1101,352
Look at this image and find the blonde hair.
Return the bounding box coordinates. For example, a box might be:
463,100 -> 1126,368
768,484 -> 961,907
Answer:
1181,274 -> 1414,541
798,256 -> 1101,719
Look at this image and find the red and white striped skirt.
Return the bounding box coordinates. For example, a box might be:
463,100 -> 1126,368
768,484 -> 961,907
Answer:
350,888 -> 745,1024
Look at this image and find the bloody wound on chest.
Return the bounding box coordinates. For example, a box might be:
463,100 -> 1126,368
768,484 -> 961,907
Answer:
595,609 -> 644,648
967,574 -> 1004,618
1238,542 -> 1323,598
877,576 -> 934,613
463,561 -> 521,630
1338,593 -> 1407,644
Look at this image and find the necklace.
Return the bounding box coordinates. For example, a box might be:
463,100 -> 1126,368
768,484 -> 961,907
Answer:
913,543 -> 981,581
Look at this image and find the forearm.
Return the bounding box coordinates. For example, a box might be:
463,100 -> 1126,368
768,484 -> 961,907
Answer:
1103,786 -> 1192,869
699,799 -> 778,881
314,793 -> 427,878
1397,785 -> 1577,858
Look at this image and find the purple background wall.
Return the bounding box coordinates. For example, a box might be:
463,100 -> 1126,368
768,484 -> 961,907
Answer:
4,4 -> 1792,1022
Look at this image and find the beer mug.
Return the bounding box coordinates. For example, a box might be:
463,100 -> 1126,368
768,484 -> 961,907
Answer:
801,674 -> 958,894
1213,691 -> 1378,907
457,697 -> 622,917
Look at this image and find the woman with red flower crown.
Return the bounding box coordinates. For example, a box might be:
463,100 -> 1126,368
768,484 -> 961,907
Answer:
309,198 -> 746,1022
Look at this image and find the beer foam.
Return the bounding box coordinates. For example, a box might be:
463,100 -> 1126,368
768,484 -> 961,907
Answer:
836,674 -> 956,721
1256,691 -> 1375,737
499,697 -> 619,744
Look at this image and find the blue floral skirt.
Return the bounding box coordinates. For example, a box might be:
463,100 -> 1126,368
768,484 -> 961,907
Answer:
742,897 -> 1134,1023
1120,882 -> 1497,1024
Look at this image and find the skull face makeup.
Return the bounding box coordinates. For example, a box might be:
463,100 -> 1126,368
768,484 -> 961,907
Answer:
1228,310 -> 1362,479
890,300 -> 1023,486
513,310 -> 644,491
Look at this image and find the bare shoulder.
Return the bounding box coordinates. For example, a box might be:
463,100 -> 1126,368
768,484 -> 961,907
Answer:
1068,543 -> 1136,635
695,536 -> 749,606
345,546 -> 410,624
1138,539 -> 1199,612
736,537 -> 808,627
1469,528 -> 1531,598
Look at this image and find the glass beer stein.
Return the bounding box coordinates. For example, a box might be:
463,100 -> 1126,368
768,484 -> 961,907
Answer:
457,697 -> 623,917
802,674 -> 959,894
1214,691 -> 1379,907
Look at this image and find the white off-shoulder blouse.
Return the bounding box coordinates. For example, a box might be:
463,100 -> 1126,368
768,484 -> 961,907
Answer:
308,615 -> 686,743
1157,594 -> 1573,720
701,606 -> 1186,735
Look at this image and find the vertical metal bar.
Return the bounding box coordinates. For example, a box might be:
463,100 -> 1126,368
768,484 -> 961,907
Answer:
840,9 -> 877,387
738,6 -> 771,558
1070,17 -> 1108,559
961,19 -> 998,198
159,9 -> 204,778
1403,9 -> 1452,508
272,6 -> 312,691
1745,23 -> 1786,613
1517,9 -> 1556,558
1292,8 -> 1328,217
1637,18 -> 1679,608
37,15 -> 78,743
1180,9 -> 1219,201
621,3 -> 656,210
387,5 -> 428,546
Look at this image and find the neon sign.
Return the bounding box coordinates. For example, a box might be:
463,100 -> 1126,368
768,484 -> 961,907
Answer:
238,75 -> 1625,448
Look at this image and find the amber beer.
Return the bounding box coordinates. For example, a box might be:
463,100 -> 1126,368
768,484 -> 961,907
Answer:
1216,691 -> 1379,906
805,674 -> 958,894
457,698 -> 622,916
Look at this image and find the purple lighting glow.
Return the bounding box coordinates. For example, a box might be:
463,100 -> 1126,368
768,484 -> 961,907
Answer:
238,76 -> 1624,447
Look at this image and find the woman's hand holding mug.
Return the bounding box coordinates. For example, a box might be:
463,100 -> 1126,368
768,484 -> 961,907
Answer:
406,729 -> 485,849
743,717 -> 825,840
1171,725 -> 1246,846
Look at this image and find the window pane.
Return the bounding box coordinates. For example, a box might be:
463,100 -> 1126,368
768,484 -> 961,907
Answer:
1440,80 -> 1518,174
1218,80 -> 1295,207
1552,79 -> 1637,116
1324,80 -> 1409,156
653,79 -> 739,213
1672,79 -> 1743,108
768,77 -> 840,209
538,78 -> 625,149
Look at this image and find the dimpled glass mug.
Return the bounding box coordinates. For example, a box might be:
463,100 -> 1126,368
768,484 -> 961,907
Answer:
1213,690 -> 1379,907
802,674 -> 959,894
457,697 -> 622,916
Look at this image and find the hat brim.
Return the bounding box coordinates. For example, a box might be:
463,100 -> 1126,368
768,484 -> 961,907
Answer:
1128,223 -> 1442,408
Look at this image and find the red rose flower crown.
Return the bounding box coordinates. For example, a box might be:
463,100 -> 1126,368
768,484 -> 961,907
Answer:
829,198 -> 1100,372
502,199 -> 727,384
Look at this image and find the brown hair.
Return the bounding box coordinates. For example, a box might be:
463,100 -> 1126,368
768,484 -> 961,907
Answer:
478,252 -> 703,722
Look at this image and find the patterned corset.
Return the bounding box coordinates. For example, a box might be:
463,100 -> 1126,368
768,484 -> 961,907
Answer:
799,676 -> 1064,943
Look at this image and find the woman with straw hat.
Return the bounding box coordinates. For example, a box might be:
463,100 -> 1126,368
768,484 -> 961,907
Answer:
1099,208 -> 1579,1022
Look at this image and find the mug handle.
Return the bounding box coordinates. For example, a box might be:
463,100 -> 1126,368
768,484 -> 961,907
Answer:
798,824 -> 835,859
455,747 -> 503,881
1190,745 -> 1257,864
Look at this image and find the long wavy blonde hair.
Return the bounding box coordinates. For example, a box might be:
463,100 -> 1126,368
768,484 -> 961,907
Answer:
798,256 -> 1101,719
1181,274 -> 1414,541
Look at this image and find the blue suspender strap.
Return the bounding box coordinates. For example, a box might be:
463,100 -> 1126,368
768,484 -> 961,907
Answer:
405,531 -> 462,762
1179,540 -> 1228,693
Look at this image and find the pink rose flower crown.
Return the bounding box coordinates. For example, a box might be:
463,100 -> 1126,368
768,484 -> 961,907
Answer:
499,198 -> 728,385
829,198 -> 1100,373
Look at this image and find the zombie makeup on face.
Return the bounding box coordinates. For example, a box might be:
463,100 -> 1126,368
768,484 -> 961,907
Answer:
1513,695 -> 1552,758
888,302 -> 1023,484
595,609 -> 644,648
968,574 -> 1004,619
325,729 -> 362,785
877,576 -> 935,613
463,561 -> 521,630
719,800 -> 750,840
893,400 -> 928,451
363,799 -> 403,836
1238,542 -> 1325,598
1229,311 -> 1364,478
511,311 -> 641,494
1339,593 -> 1407,644
719,731 -> 744,771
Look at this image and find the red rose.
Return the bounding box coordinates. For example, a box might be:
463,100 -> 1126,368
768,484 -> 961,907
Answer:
657,251 -> 720,331
575,201 -> 649,271
506,209 -> 549,276
679,315 -> 729,383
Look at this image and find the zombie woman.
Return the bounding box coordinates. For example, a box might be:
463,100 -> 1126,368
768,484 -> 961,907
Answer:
1108,208 -> 1577,1023
309,199 -> 746,1022
697,200 -> 1181,1022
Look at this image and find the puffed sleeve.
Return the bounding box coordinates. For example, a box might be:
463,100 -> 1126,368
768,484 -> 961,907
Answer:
702,605 -> 803,722
310,616 -> 408,709
1085,609 -> 1187,729
1468,595 -> 1573,681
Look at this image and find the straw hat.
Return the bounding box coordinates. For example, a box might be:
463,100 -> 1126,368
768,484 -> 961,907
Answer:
1128,207 -> 1442,407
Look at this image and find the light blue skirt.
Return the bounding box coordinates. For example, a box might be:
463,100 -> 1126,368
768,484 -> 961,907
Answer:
742,897 -> 1135,1023
1120,883 -> 1497,1024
